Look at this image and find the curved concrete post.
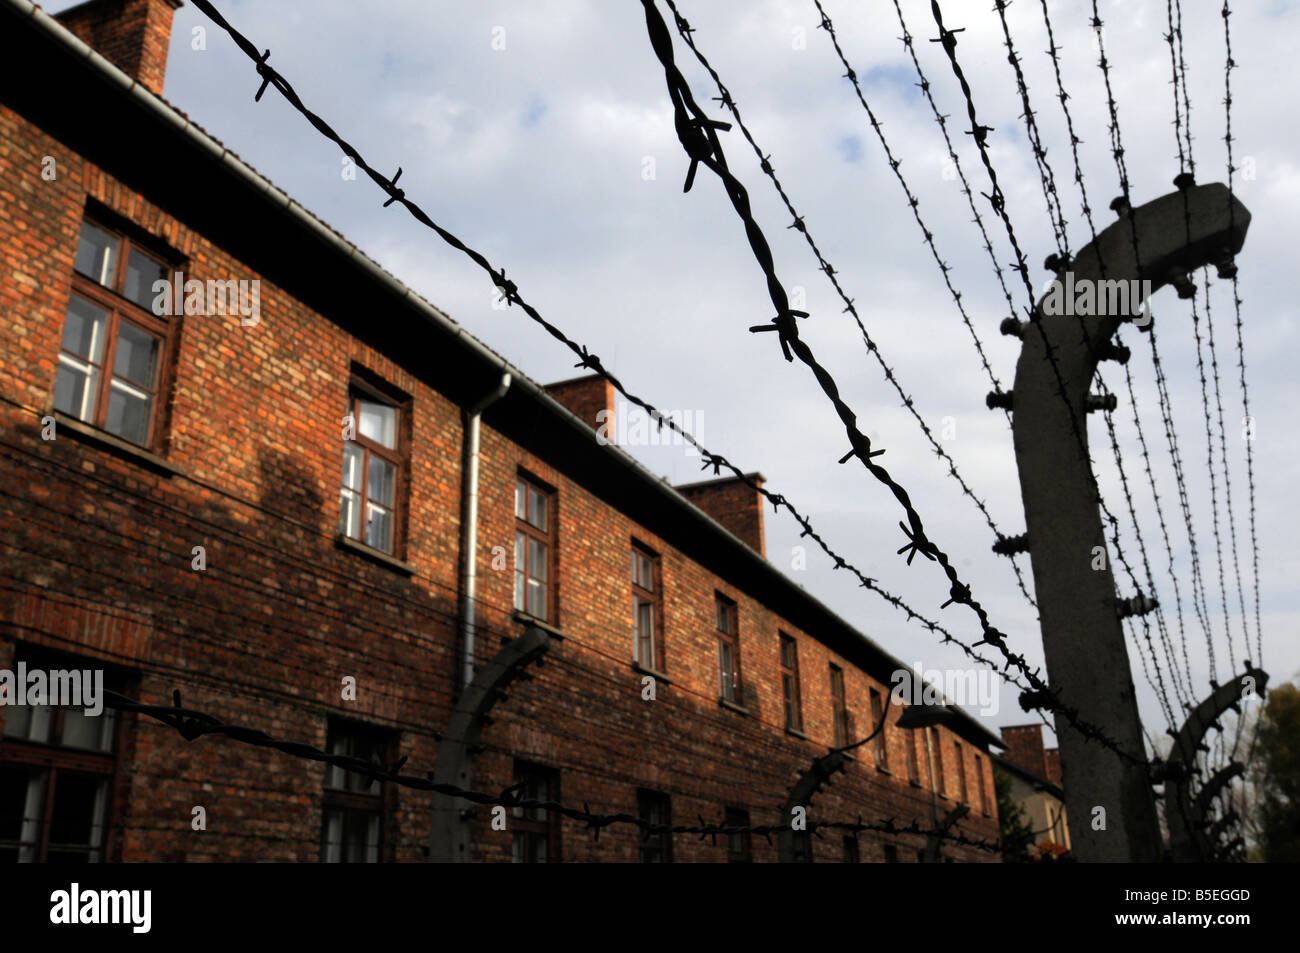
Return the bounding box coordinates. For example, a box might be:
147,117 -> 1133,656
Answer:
1164,667 -> 1266,862
1010,181 -> 1249,862
778,750 -> 846,862
429,626 -> 551,862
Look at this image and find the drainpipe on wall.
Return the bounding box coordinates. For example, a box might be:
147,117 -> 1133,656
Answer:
459,373 -> 511,690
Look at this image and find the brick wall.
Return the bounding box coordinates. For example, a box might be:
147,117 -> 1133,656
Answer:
0,15 -> 1001,862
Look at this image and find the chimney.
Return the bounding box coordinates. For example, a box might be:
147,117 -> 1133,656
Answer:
675,473 -> 767,557
544,373 -> 616,437
56,0 -> 183,97
1001,724 -> 1049,780
1044,748 -> 1063,786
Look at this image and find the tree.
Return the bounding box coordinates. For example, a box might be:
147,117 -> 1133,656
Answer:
1252,680 -> 1300,863
994,766 -> 1035,863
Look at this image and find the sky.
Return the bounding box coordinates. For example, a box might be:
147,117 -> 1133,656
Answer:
53,0 -> 1297,750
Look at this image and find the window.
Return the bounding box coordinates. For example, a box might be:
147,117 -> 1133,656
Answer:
637,790 -> 672,863
631,543 -> 662,670
829,664 -> 850,747
512,760 -> 560,863
778,634 -> 802,732
905,721 -> 921,785
0,652 -> 122,862
54,217 -> 176,448
842,835 -> 859,863
321,721 -> 391,863
955,741 -> 968,805
514,475 -> 554,621
870,688 -> 888,769
725,807 -> 751,863
341,385 -> 406,556
883,845 -> 899,863
930,728 -> 946,796
977,755 -> 990,816
715,594 -> 741,704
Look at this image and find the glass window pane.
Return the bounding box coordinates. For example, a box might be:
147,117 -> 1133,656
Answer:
340,488 -> 361,539
514,533 -> 525,610
342,443 -> 363,491
527,579 -> 546,619
105,380 -> 153,445
46,773 -> 107,855
528,538 -> 547,581
74,222 -> 119,287
365,502 -> 393,553
367,456 -> 395,507
112,322 -> 159,388
61,707 -> 116,753
124,248 -> 169,312
54,358 -> 100,423
61,295 -> 108,363
515,480 -> 526,519
528,488 -> 547,531
357,398 -> 396,449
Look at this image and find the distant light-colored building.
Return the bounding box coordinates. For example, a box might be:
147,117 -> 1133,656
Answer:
995,724 -> 1071,856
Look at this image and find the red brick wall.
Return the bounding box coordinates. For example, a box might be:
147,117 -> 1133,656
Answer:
55,0 -> 181,97
1002,724 -> 1050,780
675,474 -> 767,558
0,93 -> 1000,861
542,374 -> 614,434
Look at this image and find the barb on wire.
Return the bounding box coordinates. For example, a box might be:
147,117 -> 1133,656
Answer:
641,0 -> 1143,765
663,0 -> 1038,612
102,688 -> 999,852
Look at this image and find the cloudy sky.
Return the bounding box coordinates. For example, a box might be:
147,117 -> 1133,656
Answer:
58,0 -> 1296,748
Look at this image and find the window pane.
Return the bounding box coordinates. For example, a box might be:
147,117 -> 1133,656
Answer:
514,533 -> 526,610
527,578 -> 546,619
528,488 -> 547,531
105,379 -> 153,445
528,538 -> 547,581
124,248 -> 169,312
112,322 -> 159,388
365,502 -> 393,553
340,488 -> 361,539
342,443 -> 363,491
74,222 -> 118,287
61,707 -> 116,753
515,480 -> 526,519
54,359 -> 100,423
0,767 -> 44,863
3,704 -> 54,744
46,773 -> 108,861
357,398 -> 396,449
367,456 -> 395,507
61,295 -> 108,363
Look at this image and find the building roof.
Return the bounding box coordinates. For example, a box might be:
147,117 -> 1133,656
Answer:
0,0 -> 1004,752
991,753 -> 1065,801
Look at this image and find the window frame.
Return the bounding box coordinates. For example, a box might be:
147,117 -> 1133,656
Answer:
320,720 -> 393,863
511,759 -> 561,863
977,754 -> 990,816
869,688 -> 888,770
514,473 -> 556,622
954,741 -> 968,806
930,727 -> 946,797
778,633 -> 803,733
0,651 -> 127,863
905,719 -> 922,786
630,542 -> 663,671
341,379 -> 409,557
724,806 -> 752,863
714,593 -> 741,705
57,216 -> 180,451
637,789 -> 672,863
829,663 -> 850,747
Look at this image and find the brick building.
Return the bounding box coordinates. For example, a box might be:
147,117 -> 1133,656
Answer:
995,724 -> 1071,855
0,0 -> 1003,862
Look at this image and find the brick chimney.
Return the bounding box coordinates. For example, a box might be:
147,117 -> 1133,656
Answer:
1001,724 -> 1049,780
675,473 -> 766,557
1044,748 -> 1063,786
56,0 -> 182,97
544,373 -> 616,436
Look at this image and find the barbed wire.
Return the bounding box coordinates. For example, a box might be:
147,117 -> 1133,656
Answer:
1220,1 -> 1262,669
1087,0 -> 1220,685
175,0 -> 1044,724
641,0 -> 1149,764
661,0 -> 1038,612
97,687 -> 1000,853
